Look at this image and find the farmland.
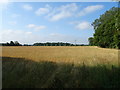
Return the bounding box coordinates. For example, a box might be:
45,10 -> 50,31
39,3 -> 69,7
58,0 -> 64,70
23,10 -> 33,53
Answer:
1,46 -> 120,88
1,46 -> 119,65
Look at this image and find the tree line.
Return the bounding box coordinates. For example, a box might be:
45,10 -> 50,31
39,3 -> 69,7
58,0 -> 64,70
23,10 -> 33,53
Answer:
88,7 -> 120,49
33,42 -> 75,46
0,41 -> 89,46
0,41 -> 22,46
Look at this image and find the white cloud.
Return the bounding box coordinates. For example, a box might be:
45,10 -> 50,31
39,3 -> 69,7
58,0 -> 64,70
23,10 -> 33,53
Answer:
0,29 -> 34,43
35,4 -> 51,16
27,24 -> 36,28
26,31 -> 32,35
0,29 -> 89,44
9,21 -> 17,25
78,5 -> 104,16
35,4 -> 104,21
35,26 -> 46,31
47,3 -> 78,21
72,21 -> 92,30
22,4 -> 33,11
48,33 -> 89,44
35,8 -> 49,15
27,24 -> 46,31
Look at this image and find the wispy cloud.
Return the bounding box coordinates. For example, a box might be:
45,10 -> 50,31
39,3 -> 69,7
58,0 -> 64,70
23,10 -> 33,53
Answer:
22,4 -> 33,11
71,21 -> 92,30
78,5 -> 104,16
27,24 -> 36,28
35,26 -> 46,31
35,4 -> 51,16
47,3 -> 78,21
27,24 -> 46,31
35,4 -> 104,21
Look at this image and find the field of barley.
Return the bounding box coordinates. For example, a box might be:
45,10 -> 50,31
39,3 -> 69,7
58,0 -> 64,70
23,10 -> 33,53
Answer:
1,46 -> 120,88
1,46 -> 119,66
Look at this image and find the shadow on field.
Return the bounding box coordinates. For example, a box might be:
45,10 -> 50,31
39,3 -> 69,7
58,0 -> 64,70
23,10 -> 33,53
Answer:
2,57 -> 120,88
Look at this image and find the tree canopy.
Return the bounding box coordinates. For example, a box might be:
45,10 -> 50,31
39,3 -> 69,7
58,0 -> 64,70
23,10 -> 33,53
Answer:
88,7 -> 120,49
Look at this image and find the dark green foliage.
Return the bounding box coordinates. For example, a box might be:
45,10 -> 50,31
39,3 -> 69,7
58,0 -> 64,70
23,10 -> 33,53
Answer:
33,42 -> 88,46
1,41 -> 22,46
33,42 -> 74,46
2,57 -> 120,88
1,41 -> 89,46
14,41 -> 21,46
10,41 -> 15,46
88,37 -> 94,46
89,7 -> 120,49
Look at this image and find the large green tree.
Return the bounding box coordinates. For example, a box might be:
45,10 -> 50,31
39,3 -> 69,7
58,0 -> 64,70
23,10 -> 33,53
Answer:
89,7 -> 120,49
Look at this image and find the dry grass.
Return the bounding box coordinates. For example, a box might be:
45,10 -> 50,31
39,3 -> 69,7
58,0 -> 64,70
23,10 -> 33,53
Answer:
1,46 -> 119,66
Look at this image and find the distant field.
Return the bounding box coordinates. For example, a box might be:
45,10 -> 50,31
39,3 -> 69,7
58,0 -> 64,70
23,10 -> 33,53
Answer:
1,46 -> 119,66
1,46 -> 120,88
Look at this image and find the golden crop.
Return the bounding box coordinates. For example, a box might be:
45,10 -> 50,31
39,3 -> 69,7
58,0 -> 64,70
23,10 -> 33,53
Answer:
1,46 -> 119,66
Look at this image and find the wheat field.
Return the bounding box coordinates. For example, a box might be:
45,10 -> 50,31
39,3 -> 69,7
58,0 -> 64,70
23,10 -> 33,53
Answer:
1,46 -> 120,88
1,46 -> 119,66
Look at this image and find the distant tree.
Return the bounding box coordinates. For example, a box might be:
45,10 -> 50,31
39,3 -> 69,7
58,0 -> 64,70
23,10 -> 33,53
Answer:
23,44 -> 31,46
88,37 -> 94,46
10,41 -> 15,46
23,44 -> 28,46
6,42 -> 10,46
14,41 -> 20,46
33,42 -> 77,46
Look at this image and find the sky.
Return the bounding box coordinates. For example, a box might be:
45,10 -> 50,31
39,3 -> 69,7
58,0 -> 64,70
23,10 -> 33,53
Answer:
0,1 -> 118,44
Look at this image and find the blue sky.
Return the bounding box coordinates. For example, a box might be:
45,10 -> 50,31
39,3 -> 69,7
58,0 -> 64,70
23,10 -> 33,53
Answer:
0,2 -> 118,44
